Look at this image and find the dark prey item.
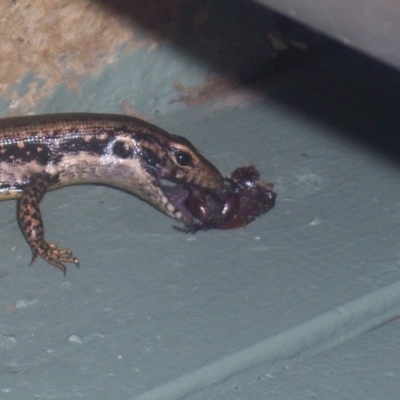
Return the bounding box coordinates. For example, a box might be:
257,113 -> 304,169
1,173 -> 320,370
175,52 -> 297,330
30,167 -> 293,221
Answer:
182,165 -> 276,231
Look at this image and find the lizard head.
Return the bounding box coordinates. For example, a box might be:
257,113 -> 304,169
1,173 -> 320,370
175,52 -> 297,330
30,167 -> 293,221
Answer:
139,132 -> 224,190
94,116 -> 224,225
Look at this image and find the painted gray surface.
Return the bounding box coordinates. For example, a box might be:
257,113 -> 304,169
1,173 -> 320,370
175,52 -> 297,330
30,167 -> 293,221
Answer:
1,35 -> 400,400
35,45 -> 211,117
255,0 -> 400,70
185,317 -> 400,400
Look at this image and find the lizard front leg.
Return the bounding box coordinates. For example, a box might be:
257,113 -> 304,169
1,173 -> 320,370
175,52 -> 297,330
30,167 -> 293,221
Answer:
17,174 -> 79,275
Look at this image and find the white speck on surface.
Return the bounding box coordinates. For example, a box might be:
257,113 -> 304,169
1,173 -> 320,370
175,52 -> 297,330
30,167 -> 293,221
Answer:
293,172 -> 323,194
9,98 -> 20,110
61,280 -> 72,288
68,334 -> 83,345
309,217 -> 321,226
0,334 -> 17,349
15,299 -> 38,308
342,36 -> 352,45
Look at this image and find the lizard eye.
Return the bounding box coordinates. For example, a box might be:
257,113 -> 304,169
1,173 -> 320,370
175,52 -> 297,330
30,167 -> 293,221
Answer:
113,141 -> 131,159
173,149 -> 194,167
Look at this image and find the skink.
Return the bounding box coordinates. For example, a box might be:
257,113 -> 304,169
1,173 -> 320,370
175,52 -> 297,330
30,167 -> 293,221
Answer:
0,113 -> 223,274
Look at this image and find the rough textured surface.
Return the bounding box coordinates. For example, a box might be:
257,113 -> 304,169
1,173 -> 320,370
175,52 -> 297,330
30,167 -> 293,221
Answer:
0,0 -> 139,113
1,0 -> 318,115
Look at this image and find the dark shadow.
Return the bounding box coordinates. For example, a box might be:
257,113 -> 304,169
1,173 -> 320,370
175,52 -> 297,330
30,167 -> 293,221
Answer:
95,0 -> 400,162
95,0 -> 324,80
255,44 -> 400,161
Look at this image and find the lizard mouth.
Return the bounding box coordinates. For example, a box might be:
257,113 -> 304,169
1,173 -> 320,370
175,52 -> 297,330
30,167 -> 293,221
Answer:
160,183 -> 194,222
144,163 -> 217,225
144,163 -> 277,232
144,165 -> 196,223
